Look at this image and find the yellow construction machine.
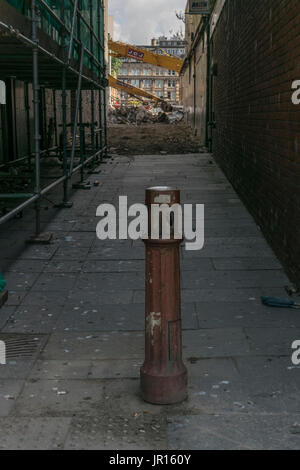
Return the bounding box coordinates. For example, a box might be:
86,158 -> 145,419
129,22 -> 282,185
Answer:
108,39 -> 184,111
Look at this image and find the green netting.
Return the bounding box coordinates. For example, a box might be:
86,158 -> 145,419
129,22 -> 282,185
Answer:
0,272 -> 6,292
5,0 -> 105,73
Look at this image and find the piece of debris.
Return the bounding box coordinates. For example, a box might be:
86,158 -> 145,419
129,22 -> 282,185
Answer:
108,104 -> 184,126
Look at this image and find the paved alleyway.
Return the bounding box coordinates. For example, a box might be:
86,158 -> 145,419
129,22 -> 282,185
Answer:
0,152 -> 300,450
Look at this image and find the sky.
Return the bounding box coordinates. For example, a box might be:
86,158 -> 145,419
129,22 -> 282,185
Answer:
108,0 -> 187,45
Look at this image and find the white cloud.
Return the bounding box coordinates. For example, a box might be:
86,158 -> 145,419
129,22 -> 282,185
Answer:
108,0 -> 187,44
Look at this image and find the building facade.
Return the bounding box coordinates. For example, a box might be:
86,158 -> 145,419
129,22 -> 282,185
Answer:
118,36 -> 185,105
181,0 -> 300,287
107,14 -> 120,106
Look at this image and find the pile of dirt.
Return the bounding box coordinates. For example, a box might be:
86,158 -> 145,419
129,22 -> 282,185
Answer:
108,105 -> 184,126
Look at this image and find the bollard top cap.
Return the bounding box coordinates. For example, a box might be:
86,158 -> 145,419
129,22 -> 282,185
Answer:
147,186 -> 177,191
146,186 -> 180,206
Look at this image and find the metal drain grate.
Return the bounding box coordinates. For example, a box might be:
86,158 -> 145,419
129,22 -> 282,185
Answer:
0,334 -> 45,359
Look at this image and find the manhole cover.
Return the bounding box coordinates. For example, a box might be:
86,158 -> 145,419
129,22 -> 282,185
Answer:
0,334 -> 46,359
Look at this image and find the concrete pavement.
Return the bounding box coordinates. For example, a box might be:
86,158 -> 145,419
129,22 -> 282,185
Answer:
0,153 -> 300,449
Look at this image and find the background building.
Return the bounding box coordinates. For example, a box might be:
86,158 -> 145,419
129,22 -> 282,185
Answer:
118,35 -> 185,105
108,15 -> 120,106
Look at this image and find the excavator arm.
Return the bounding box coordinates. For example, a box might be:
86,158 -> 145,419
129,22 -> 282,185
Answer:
108,39 -> 183,74
108,75 -> 172,112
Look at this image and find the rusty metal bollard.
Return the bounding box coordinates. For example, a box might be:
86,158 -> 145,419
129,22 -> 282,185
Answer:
140,186 -> 188,404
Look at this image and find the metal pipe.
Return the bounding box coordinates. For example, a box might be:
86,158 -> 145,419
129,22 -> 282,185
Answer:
0,146 -> 59,170
52,90 -> 58,149
89,0 -> 95,153
24,82 -> 32,169
69,0 -> 104,49
79,89 -> 84,182
32,0 -> 41,236
0,194 -> 34,199
62,68 -> 68,203
97,0 -> 103,158
103,85 -> 108,157
69,46 -> 84,176
68,0 -> 79,64
205,19 -> 211,149
0,194 -> 39,226
36,0 -> 70,32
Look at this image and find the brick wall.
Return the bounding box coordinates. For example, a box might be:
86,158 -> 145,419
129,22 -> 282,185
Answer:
211,0 -> 300,286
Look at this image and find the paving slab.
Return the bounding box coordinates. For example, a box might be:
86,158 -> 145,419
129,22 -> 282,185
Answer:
29,360 -> 92,380
134,287 -> 287,304
0,306 -> 16,330
40,331 -> 144,361
67,289 -> 134,305
75,272 -> 144,291
244,327 -> 300,356
12,379 -> 105,417
167,414 -> 300,450
64,413 -> 167,450
195,301 -> 300,328
182,270 -> 288,289
4,259 -> 48,273
0,380 -> 24,416
30,273 -> 78,292
2,304 -> 64,334
0,417 -> 71,450
213,257 -> 283,270
182,329 -> 250,358
4,272 -> 40,292
82,259 -> 145,273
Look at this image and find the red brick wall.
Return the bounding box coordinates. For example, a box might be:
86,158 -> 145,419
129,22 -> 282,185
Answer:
211,0 -> 300,285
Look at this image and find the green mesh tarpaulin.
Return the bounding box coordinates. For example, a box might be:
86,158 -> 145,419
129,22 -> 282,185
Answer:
0,272 -> 6,292
5,0 -> 105,71
6,0 -> 26,13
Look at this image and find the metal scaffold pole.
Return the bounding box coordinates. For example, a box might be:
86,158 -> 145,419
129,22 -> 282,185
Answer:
60,1 -> 71,208
0,0 -> 108,227
32,0 -> 41,237
24,82 -> 32,171
89,0 -> 95,155
97,0 -> 103,161
103,78 -> 108,158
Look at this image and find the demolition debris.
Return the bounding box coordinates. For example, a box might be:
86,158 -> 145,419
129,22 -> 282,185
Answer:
108,105 -> 184,125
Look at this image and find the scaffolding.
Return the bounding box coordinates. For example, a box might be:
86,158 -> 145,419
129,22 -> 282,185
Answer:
0,0 -> 108,239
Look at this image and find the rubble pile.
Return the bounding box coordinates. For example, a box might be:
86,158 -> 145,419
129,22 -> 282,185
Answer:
108,105 -> 184,125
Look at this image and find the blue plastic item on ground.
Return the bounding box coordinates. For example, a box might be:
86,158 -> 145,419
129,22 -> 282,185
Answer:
261,296 -> 300,309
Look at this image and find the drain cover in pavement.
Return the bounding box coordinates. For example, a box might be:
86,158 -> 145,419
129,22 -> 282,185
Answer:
0,334 -> 46,359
